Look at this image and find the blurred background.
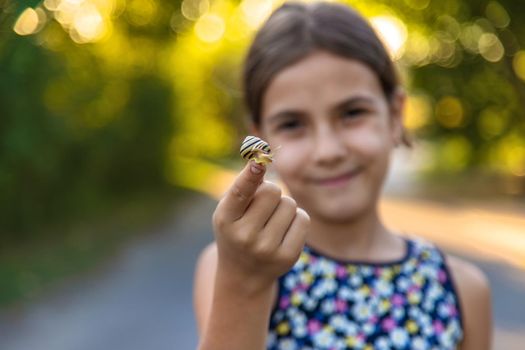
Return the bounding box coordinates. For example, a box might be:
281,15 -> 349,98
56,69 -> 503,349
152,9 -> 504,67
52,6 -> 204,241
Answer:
0,0 -> 524,349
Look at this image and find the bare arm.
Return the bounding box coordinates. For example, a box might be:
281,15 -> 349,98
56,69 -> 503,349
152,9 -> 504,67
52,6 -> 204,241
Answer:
194,161 -> 309,350
193,243 -> 217,334
193,243 -> 278,341
447,255 -> 493,350
194,244 -> 278,350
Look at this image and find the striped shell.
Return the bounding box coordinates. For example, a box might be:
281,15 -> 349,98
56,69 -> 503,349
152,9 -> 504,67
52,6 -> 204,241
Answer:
240,136 -> 272,163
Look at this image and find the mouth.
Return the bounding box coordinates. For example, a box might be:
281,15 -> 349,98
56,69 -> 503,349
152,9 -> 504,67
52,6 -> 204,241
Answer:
312,167 -> 363,187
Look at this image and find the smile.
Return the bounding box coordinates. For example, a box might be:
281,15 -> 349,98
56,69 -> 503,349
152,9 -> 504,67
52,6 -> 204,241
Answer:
313,168 -> 362,187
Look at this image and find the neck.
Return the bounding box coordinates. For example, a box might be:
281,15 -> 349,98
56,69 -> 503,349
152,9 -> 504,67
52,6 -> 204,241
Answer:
306,206 -> 403,262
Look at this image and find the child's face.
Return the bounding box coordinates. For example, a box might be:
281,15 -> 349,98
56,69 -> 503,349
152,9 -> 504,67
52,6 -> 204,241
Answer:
256,50 -> 404,224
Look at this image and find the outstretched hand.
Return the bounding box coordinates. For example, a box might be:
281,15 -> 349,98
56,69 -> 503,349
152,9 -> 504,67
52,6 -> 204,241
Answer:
212,160 -> 310,295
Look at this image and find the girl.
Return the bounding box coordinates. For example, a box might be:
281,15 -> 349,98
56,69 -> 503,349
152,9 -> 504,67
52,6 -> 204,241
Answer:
194,2 -> 492,349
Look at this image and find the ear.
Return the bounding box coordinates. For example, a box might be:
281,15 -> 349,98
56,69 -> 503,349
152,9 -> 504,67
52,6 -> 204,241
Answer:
389,87 -> 406,147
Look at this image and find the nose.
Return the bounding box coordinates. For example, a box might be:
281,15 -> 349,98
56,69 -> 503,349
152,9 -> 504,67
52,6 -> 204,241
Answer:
311,125 -> 347,166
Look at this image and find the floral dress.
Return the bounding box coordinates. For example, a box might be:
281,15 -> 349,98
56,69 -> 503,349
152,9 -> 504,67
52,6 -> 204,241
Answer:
267,238 -> 463,350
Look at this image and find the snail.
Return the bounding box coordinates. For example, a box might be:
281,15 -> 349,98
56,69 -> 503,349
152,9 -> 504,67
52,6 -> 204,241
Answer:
240,136 -> 276,165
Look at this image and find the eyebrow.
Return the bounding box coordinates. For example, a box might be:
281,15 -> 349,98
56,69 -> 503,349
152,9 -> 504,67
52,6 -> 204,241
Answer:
266,95 -> 376,124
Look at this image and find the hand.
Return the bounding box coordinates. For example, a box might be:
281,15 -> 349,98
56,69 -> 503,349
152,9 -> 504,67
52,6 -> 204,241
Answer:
212,160 -> 310,295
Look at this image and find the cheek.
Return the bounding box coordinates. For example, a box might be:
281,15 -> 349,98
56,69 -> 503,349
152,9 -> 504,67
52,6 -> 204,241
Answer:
271,141 -> 310,179
348,119 -> 392,157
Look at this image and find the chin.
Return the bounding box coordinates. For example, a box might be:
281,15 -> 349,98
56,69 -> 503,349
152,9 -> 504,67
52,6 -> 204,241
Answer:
305,199 -> 371,224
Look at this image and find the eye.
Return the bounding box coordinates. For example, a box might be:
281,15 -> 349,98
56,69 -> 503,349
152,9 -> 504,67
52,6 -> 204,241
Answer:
343,108 -> 368,119
277,119 -> 302,131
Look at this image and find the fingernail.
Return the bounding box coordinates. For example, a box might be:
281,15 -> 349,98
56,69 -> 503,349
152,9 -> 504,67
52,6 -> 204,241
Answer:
250,162 -> 263,175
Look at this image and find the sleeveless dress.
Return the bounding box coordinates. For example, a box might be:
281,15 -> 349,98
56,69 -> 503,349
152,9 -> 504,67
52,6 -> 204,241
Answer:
267,237 -> 463,350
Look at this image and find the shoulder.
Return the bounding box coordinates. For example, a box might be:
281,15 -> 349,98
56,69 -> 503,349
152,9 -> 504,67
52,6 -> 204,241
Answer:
444,254 -> 493,350
445,254 -> 491,298
193,242 -> 218,335
445,254 -> 491,311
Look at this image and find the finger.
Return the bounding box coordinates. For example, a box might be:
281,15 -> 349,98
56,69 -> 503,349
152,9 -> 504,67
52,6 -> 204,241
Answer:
259,196 -> 297,250
242,181 -> 282,230
279,208 -> 310,262
219,161 -> 266,222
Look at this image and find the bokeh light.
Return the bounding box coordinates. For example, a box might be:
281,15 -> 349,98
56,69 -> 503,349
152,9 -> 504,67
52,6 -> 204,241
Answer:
497,134 -> 525,177
485,1 -> 510,29
478,33 -> 504,62
126,0 -> 158,26
40,0 -> 115,43
435,96 -> 464,128
513,50 -> 525,82
477,106 -> 508,140
459,23 -> 483,54
240,0 -> 274,29
403,31 -> 430,66
43,0 -> 62,11
70,3 -> 106,43
370,15 -> 407,60
194,13 -> 225,43
404,94 -> 431,130
14,7 -> 47,36
181,0 -> 210,21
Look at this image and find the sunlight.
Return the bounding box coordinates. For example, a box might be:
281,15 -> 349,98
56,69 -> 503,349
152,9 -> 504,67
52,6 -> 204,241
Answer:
44,0 -> 113,43
240,0 -> 274,30
370,15 -> 407,60
71,3 -> 106,43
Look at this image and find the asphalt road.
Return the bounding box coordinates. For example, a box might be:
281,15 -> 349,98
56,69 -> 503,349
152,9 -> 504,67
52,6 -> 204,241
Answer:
0,192 -> 524,350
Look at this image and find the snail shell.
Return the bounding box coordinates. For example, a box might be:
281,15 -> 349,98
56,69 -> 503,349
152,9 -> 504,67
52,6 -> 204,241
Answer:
240,136 -> 272,164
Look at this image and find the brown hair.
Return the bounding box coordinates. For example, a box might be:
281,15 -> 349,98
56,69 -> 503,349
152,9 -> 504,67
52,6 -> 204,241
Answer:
242,1 -> 411,146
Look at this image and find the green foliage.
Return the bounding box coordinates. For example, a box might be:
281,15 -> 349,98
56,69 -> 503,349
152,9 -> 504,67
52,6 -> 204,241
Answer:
0,0 -> 178,242
397,0 -> 525,179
